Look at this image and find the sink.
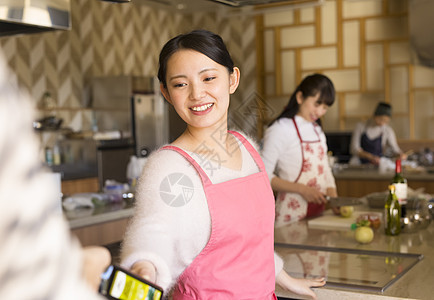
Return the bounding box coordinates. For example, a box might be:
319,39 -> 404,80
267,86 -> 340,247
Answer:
275,243 -> 423,293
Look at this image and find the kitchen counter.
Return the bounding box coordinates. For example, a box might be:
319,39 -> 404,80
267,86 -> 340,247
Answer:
64,200 -> 433,299
65,201 -> 134,229
333,165 -> 434,181
333,166 -> 434,196
274,205 -> 434,300
65,201 -> 134,246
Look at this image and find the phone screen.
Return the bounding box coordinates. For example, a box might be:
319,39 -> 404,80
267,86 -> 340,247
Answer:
107,269 -> 162,300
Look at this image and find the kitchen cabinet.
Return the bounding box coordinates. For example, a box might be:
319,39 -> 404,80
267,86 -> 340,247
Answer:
336,177 -> 434,197
70,218 -> 129,247
66,201 -> 133,247
334,169 -> 434,197
61,177 -> 99,196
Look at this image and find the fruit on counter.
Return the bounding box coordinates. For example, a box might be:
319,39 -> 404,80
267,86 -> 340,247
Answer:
356,213 -> 381,230
340,206 -> 354,218
353,220 -> 374,244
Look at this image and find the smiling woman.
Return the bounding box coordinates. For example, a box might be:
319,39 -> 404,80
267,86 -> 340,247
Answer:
120,29 -> 326,300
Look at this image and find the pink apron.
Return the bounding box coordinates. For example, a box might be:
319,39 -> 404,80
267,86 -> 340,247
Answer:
275,118 -> 329,227
162,131 -> 276,300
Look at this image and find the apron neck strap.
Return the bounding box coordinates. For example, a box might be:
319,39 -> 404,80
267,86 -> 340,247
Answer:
161,145 -> 212,186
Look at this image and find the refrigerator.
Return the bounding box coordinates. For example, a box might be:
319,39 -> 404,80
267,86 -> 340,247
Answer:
91,75 -> 171,186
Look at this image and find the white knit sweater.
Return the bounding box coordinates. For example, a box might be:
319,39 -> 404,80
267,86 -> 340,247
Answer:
0,53 -> 102,299
120,132 -> 284,293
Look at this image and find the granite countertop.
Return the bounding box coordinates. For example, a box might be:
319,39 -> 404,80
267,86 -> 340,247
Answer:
274,204 -> 434,300
64,201 -> 134,229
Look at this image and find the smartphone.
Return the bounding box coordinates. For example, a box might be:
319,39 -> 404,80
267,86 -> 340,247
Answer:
99,265 -> 163,300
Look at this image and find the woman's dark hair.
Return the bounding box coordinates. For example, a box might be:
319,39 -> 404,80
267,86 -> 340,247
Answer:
270,73 -> 335,126
158,29 -> 234,88
374,102 -> 392,117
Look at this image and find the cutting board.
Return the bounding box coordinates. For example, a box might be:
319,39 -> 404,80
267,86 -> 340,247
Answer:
307,210 -> 382,230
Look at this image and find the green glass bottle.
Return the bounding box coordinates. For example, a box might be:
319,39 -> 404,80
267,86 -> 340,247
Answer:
385,185 -> 401,236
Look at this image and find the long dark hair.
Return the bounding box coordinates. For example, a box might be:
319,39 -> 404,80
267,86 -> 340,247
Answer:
158,29 -> 235,88
270,73 -> 335,126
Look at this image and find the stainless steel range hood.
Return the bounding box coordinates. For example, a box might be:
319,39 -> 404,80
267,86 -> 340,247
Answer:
0,0 -> 71,37
138,0 -> 321,13
208,0 -> 313,6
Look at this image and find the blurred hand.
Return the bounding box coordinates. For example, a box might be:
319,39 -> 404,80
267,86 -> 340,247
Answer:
298,184 -> 327,204
82,246 -> 111,291
331,206 -> 341,215
130,260 -> 157,283
370,155 -> 381,165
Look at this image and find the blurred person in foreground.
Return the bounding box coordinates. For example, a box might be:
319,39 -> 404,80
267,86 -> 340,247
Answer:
350,102 -> 407,165
0,52 -> 110,299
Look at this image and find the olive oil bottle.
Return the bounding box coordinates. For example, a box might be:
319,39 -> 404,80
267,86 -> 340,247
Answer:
384,185 -> 401,236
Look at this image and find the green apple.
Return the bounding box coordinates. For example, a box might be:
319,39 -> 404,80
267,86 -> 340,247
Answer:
355,226 -> 374,244
340,206 -> 354,218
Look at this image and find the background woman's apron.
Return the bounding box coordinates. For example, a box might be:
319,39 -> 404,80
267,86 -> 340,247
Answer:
164,131 -> 276,300
275,119 -> 328,227
360,132 -> 383,164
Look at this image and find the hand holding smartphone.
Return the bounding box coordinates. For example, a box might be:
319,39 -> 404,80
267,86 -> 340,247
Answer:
99,265 -> 163,300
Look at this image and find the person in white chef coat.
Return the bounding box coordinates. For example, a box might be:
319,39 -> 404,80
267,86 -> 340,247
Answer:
349,102 -> 406,165
262,74 -> 338,227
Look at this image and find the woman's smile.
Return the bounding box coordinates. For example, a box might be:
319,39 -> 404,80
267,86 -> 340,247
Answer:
190,103 -> 214,114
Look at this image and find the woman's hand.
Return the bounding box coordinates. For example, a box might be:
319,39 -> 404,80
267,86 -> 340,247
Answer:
130,260 -> 157,282
276,269 -> 325,300
82,246 -> 111,291
325,187 -> 340,215
297,184 -> 327,204
370,155 -> 381,165
358,150 -> 380,165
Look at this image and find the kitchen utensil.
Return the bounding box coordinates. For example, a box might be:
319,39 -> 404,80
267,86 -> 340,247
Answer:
33,116 -> 63,131
325,196 -> 364,207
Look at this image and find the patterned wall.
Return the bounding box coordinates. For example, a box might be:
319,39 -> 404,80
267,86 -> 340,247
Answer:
0,0 -> 257,138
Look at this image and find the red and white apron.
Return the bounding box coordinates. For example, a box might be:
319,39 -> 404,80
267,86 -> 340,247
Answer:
275,118 -> 329,227
163,131 -> 277,300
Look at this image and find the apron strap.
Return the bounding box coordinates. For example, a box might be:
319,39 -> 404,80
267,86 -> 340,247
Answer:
292,118 -> 303,143
160,145 -> 212,186
228,130 -> 265,172
292,118 -> 321,143
161,131 -> 263,185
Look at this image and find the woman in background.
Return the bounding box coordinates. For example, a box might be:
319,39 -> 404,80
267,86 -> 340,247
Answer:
262,74 -> 338,227
121,29 -> 325,299
350,102 -> 406,165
